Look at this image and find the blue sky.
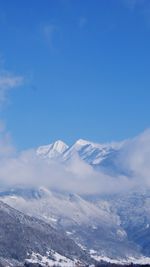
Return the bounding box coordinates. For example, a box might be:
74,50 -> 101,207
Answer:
0,0 -> 150,149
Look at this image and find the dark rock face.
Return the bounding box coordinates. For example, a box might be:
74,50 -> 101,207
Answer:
0,201 -> 90,266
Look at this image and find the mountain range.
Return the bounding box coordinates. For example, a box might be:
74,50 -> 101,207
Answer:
37,139 -> 123,167
0,138 -> 150,266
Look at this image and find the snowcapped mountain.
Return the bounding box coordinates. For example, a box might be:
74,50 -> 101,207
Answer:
37,139 -> 124,169
37,140 -> 69,159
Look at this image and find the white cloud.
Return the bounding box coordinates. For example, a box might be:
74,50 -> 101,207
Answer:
118,129 -> 150,187
0,121 -> 15,159
42,23 -> 60,47
0,149 -> 134,195
0,128 -> 149,195
0,72 -> 23,104
0,136 -> 136,195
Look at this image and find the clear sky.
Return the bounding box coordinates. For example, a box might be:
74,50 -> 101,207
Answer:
0,0 -> 150,149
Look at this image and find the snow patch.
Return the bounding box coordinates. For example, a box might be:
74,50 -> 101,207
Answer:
90,249 -> 150,265
26,250 -> 83,267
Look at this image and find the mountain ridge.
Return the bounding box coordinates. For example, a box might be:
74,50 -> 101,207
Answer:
36,138 -> 125,169
0,199 -> 92,266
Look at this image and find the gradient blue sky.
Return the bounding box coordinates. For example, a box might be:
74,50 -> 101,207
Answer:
0,0 -> 150,149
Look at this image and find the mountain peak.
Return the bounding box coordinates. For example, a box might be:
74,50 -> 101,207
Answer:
52,140 -> 68,153
75,139 -> 91,146
37,140 -> 68,159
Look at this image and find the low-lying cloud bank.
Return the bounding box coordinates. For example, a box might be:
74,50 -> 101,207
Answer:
118,129 -> 150,188
0,128 -> 149,195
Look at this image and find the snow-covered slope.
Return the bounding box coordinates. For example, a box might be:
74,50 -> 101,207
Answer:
37,140 -> 68,159
0,188 -> 119,227
26,250 -> 83,267
2,187 -> 150,263
110,191 -> 150,257
0,200 -> 90,267
0,187 -> 140,260
37,139 -> 124,172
